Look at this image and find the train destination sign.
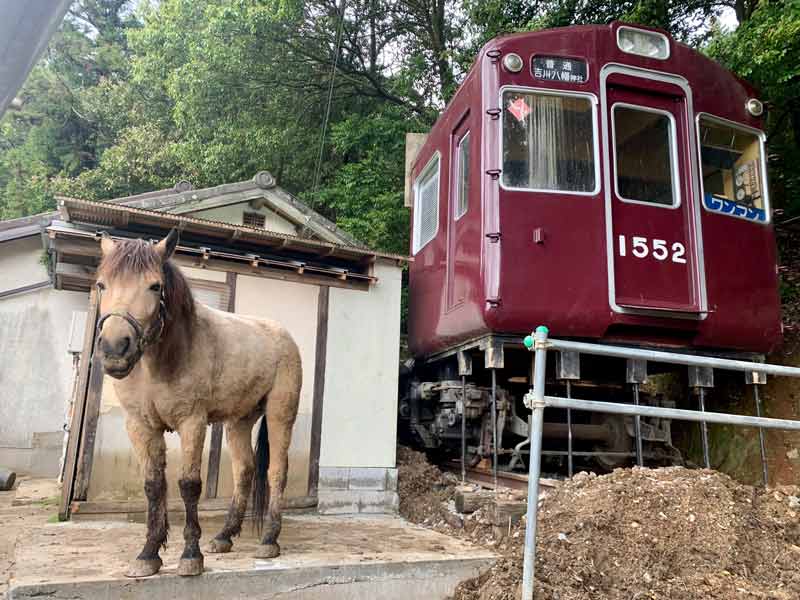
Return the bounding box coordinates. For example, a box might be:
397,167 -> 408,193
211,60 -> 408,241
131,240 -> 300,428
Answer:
532,56 -> 588,83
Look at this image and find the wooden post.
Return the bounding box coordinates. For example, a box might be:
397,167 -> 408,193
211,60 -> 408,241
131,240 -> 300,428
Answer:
307,286 -> 329,497
205,272 -> 237,499
72,351 -> 105,500
59,289 -> 99,520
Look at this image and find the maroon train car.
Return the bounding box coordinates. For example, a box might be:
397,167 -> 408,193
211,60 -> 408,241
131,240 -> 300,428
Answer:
407,21 -> 780,359
402,22 -> 780,469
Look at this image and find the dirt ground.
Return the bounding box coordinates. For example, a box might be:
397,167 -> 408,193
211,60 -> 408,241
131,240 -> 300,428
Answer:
397,447 -> 800,600
0,479 -> 55,599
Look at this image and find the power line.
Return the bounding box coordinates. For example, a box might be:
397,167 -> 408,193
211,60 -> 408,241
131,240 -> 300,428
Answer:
312,0 -> 346,198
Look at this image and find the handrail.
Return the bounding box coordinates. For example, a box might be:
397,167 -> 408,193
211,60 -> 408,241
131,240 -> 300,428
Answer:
520,326 -> 800,599
546,337 -> 800,378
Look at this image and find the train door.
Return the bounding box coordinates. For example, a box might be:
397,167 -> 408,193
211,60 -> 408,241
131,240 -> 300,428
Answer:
447,114 -> 470,310
602,68 -> 705,314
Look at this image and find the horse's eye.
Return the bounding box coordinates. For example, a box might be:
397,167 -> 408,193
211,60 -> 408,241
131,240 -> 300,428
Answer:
149,282 -> 162,292
96,281 -> 105,291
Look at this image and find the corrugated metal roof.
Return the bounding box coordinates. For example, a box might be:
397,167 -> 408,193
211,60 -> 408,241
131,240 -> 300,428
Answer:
57,196 -> 410,263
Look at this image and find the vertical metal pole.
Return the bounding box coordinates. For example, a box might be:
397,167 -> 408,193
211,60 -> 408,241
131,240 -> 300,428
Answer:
461,375 -> 467,483
491,368 -> 498,490
522,326 -> 548,600
753,385 -> 769,486
566,380 -> 573,478
633,383 -> 643,467
698,388 -> 710,469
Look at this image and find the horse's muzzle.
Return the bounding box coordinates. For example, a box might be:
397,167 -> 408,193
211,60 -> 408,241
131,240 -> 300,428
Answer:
100,353 -> 139,379
98,332 -> 143,379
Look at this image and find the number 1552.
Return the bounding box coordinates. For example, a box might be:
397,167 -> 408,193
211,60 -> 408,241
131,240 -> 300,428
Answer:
618,235 -> 687,264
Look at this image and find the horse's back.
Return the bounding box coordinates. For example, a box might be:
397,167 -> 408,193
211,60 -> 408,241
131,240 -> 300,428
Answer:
195,303 -> 301,418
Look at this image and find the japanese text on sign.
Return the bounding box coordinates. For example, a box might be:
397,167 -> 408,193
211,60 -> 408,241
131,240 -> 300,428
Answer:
532,56 -> 588,84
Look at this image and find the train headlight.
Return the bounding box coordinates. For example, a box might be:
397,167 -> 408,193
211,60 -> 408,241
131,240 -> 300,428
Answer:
746,98 -> 764,117
503,53 -> 524,73
617,26 -> 669,60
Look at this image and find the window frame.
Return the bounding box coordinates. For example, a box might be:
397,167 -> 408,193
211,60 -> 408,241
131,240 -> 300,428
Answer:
455,131 -> 470,220
412,151 -> 441,255
498,85 -> 601,196
611,102 -> 681,210
187,278 -> 231,311
695,111 -> 770,225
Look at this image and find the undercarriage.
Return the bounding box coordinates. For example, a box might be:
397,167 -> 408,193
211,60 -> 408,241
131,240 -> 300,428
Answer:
399,340 -> 685,475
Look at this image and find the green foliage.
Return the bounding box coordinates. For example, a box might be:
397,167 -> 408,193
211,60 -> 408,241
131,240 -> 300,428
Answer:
2,0 -> 800,255
705,0 -> 800,216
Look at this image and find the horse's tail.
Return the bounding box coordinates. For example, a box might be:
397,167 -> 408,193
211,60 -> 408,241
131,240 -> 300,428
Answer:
251,414 -> 269,534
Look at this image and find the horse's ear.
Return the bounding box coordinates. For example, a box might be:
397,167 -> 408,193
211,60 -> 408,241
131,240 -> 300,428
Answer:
100,231 -> 116,256
155,229 -> 179,262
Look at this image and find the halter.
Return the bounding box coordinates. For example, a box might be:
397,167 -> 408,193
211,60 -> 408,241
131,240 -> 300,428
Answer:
97,290 -> 167,357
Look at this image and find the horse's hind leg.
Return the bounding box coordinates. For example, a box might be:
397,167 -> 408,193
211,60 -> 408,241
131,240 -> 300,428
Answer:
255,362 -> 301,559
176,415 -> 207,576
125,418 -> 168,578
208,415 -> 258,553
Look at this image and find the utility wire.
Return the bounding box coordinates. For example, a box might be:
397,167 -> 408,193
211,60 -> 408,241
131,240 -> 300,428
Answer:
312,0 -> 346,198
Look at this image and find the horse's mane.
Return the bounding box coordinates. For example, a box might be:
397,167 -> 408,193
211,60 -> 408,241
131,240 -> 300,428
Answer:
97,238 -> 196,378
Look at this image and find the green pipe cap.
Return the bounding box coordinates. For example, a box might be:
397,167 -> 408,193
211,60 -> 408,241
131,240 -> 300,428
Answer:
536,325 -> 549,335
523,335 -> 534,349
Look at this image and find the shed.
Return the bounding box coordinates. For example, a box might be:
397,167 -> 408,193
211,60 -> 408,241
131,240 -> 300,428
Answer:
0,173 -> 406,519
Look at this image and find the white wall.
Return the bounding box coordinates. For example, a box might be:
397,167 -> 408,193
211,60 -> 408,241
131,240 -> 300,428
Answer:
320,260 -> 402,469
192,204 -> 298,236
0,236 -> 48,291
0,236 -> 88,476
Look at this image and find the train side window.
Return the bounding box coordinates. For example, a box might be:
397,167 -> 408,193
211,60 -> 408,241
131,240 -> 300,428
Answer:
501,90 -> 596,193
612,105 -> 678,207
412,153 -> 440,254
455,132 -> 470,219
698,116 -> 767,222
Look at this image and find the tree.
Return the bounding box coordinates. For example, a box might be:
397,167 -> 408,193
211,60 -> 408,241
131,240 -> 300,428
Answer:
706,0 -> 800,216
0,0 -> 139,219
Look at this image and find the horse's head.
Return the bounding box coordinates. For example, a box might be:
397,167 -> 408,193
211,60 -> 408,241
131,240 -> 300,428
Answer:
95,230 -> 179,379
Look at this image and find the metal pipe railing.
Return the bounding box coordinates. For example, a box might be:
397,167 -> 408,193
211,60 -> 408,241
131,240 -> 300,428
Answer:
520,327 -> 800,599
547,338 -> 800,378
544,396 -> 800,430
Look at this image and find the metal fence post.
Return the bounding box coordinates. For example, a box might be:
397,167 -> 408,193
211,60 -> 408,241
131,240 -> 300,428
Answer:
747,370 -> 769,486
688,366 -> 713,469
521,326 -> 549,600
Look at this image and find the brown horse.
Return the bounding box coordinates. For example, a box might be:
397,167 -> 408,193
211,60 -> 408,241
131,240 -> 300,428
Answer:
95,230 -> 301,577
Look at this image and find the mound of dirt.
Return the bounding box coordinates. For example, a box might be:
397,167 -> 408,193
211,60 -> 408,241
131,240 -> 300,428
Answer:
397,450 -> 800,599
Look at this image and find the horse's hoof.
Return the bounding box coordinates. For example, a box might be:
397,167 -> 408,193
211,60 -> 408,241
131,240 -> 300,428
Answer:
125,558 -> 162,578
254,543 -> 280,559
208,537 -> 233,553
177,556 -> 204,577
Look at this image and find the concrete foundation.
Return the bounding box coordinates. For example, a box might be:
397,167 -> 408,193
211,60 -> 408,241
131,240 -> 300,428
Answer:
317,466 -> 399,514
9,513 -> 494,600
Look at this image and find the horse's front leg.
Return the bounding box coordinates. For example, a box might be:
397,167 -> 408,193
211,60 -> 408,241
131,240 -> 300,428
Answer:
176,415 -> 207,576
125,418 -> 168,578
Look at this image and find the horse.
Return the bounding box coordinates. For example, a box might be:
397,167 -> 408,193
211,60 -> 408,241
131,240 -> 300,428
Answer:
94,229 -> 302,577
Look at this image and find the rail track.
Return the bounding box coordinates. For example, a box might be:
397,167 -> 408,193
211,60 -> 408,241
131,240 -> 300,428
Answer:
442,461 -> 559,492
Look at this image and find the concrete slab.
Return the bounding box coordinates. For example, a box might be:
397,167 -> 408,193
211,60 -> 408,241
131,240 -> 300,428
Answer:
9,514 -> 495,600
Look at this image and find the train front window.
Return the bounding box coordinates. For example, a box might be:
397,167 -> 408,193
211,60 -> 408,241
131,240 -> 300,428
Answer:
613,105 -> 678,206
501,91 -> 596,193
698,116 -> 766,219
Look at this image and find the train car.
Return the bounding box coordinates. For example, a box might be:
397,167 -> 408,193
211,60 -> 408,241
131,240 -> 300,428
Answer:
401,21 -> 780,470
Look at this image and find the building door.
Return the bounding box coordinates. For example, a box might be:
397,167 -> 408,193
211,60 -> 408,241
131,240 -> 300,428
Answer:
605,73 -> 705,314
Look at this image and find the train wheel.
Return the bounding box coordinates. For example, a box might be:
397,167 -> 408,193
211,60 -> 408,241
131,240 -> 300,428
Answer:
591,414 -> 633,470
